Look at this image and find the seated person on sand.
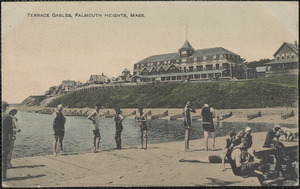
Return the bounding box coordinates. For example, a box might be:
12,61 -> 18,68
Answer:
179,142 -> 266,178
274,127 -> 298,142
179,131 -> 238,170
263,124 -> 286,148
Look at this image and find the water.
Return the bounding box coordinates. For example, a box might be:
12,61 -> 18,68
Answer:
12,111 -> 298,158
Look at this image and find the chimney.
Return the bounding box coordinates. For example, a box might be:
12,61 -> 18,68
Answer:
102,73 -> 104,76
295,41 -> 298,48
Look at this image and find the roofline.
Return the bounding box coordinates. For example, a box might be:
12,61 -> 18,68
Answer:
273,42 -> 299,57
135,47 -> 240,65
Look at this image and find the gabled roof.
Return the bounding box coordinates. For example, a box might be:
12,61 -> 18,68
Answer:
140,67 -> 150,73
90,75 -> 109,82
179,40 -> 194,50
273,42 -> 299,57
149,67 -> 158,72
135,47 -> 239,65
157,65 -> 166,71
166,64 -> 181,71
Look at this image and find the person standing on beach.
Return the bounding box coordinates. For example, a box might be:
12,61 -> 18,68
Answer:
53,104 -> 66,155
183,100 -> 196,151
7,109 -> 21,168
135,107 -> 148,149
114,108 -> 124,149
201,101 -> 216,151
2,101 -> 12,181
88,103 -> 101,152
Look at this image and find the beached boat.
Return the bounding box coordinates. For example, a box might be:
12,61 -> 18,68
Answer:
247,111 -> 262,120
151,111 -> 168,120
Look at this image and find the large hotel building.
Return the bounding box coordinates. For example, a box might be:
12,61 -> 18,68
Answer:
133,40 -> 242,83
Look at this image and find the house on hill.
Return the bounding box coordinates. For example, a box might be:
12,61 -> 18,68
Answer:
266,41 -> 298,77
89,74 -> 109,84
113,68 -> 132,83
132,40 -> 243,83
61,80 -> 83,93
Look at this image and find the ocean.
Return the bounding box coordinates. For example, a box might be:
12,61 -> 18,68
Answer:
11,111 -> 297,158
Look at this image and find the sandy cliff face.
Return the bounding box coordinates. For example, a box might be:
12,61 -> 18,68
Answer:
21,96 -> 58,107
20,96 -> 38,106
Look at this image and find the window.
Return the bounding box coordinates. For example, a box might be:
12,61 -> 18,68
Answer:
216,64 -> 219,69
195,74 -> 200,79
172,76 -> 176,80
216,55 -> 220,59
287,55 -> 289,59
282,56 -> 284,59
134,65 -> 137,69
166,76 -> 170,81
197,57 -> 203,62
177,76 -> 182,80
201,74 -> 207,78
161,77 -> 165,81
188,75 -> 194,79
206,65 -> 213,70
187,58 -> 194,63
189,66 -> 194,72
292,55 -> 294,58
184,67 -> 187,72
196,65 -> 203,71
277,57 -> 280,60
206,56 -> 213,61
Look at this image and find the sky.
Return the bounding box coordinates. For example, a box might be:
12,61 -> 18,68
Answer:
2,1 -> 298,103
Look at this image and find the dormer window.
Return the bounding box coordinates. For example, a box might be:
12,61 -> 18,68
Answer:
181,51 -> 187,55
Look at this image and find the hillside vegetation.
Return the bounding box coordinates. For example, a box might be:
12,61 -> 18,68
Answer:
47,77 -> 298,109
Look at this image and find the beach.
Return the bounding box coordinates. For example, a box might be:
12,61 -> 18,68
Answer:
3,131 -> 298,187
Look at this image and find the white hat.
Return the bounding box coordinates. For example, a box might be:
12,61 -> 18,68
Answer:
57,104 -> 63,109
274,124 -> 281,129
245,127 -> 251,132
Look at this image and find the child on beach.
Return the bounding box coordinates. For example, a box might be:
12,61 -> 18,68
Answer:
114,108 -> 125,149
135,107 -> 148,149
53,104 -> 66,155
7,109 -> 21,168
87,103 -> 101,152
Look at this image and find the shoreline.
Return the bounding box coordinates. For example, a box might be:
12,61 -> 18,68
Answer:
15,105 -> 298,125
4,131 -> 299,187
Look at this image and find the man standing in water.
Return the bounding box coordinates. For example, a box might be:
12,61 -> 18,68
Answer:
88,103 -> 101,153
2,101 -> 12,181
114,108 -> 124,149
183,100 -> 196,151
53,104 -> 66,155
201,101 -> 216,151
135,107 -> 148,149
